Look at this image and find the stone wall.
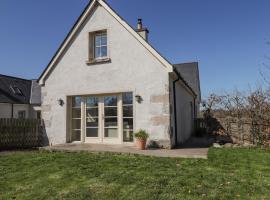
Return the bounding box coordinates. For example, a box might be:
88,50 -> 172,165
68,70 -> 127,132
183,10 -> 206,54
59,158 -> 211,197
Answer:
207,115 -> 270,145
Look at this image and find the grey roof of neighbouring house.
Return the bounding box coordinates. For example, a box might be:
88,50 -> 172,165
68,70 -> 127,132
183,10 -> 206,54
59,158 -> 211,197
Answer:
0,74 -> 41,105
173,62 -> 201,101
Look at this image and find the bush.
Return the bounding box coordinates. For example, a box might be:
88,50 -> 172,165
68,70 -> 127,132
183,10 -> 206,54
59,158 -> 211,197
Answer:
134,129 -> 149,140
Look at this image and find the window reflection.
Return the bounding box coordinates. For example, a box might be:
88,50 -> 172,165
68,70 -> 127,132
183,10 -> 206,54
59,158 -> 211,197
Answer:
122,92 -> 133,104
72,96 -> 82,108
86,97 -> 99,107
104,96 -> 117,106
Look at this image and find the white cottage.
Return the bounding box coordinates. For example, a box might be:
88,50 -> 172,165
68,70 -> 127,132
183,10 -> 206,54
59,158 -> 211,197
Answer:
38,0 -> 201,148
0,74 -> 41,119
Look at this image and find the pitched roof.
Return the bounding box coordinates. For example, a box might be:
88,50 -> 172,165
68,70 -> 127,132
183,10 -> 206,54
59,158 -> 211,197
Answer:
173,62 -> 201,100
0,74 -> 41,105
0,74 -> 32,104
38,0 -> 173,85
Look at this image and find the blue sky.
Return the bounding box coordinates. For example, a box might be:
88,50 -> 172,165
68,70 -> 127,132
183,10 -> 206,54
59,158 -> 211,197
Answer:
0,0 -> 269,98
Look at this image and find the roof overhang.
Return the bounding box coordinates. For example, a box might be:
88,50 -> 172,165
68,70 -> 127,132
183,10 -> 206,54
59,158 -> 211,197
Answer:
169,69 -> 197,98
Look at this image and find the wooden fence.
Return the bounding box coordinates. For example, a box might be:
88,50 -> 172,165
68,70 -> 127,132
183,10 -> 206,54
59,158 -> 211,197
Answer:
0,118 -> 42,149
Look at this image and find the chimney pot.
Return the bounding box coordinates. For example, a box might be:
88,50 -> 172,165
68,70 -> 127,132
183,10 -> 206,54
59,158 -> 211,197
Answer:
136,18 -> 149,41
137,18 -> 142,30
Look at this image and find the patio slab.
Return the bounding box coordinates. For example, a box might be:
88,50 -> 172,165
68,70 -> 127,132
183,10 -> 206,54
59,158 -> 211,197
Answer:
41,143 -> 208,159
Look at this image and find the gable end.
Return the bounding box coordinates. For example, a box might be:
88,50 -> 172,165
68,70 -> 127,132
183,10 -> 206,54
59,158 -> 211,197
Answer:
38,0 -> 173,85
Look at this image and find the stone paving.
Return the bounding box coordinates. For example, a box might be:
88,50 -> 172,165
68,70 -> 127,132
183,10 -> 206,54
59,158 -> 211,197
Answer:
41,143 -> 208,159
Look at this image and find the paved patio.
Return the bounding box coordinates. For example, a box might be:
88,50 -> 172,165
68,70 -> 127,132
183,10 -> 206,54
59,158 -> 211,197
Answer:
41,143 -> 208,159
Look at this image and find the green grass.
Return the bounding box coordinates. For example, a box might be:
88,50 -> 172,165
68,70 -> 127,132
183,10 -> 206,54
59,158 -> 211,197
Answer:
0,148 -> 270,200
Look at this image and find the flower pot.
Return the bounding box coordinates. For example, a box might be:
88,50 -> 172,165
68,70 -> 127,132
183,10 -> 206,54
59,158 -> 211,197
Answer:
136,138 -> 147,150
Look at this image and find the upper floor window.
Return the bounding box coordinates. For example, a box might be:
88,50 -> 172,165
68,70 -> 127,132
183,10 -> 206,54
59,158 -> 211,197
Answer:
88,30 -> 109,63
94,32 -> 107,59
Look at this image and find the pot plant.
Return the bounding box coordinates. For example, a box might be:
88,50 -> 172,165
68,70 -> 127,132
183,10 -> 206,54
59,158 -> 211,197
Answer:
134,129 -> 149,150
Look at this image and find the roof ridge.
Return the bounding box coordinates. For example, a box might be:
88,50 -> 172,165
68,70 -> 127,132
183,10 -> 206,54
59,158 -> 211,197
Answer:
0,74 -> 31,82
173,62 -> 198,66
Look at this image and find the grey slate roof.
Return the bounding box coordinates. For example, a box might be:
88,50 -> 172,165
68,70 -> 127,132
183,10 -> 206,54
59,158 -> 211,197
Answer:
0,74 -> 41,105
173,62 -> 201,101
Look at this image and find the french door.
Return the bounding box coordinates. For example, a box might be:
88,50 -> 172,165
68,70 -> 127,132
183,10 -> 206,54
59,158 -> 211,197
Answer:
85,94 -> 122,144
71,93 -> 133,144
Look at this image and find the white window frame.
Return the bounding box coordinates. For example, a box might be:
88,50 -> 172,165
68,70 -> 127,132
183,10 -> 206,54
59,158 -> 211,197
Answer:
69,92 -> 134,144
103,95 -> 119,138
71,97 -> 82,142
122,92 -> 134,142
94,32 -> 107,60
85,96 -> 99,138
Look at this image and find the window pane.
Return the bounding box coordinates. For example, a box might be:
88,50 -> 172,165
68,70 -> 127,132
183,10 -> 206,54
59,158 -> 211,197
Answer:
101,46 -> 107,57
95,35 -> 101,46
95,47 -> 101,58
123,92 -> 133,104
86,117 -> 98,127
86,97 -> 98,107
86,108 -> 98,118
123,118 -> 133,129
72,96 -> 82,107
104,96 -> 117,106
101,35 -> 107,45
86,128 -> 98,137
72,119 -> 81,129
104,128 -> 118,138
72,130 -> 81,141
123,130 -> 133,142
105,107 -> 117,116
72,108 -> 81,118
105,117 -> 117,127
123,106 -> 133,117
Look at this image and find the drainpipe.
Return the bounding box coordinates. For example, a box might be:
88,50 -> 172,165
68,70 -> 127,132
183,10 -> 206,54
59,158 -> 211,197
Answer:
193,97 -> 196,135
11,103 -> 14,118
193,97 -> 196,118
172,68 -> 180,146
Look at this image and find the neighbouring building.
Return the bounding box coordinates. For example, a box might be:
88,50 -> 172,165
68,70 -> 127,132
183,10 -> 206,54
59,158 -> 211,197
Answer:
0,74 -> 41,119
38,0 -> 201,148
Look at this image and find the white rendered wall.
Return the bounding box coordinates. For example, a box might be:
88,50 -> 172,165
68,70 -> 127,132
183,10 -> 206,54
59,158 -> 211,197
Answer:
41,5 -> 172,146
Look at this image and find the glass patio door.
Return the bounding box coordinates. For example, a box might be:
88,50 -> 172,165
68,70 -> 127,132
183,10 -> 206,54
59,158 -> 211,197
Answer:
83,94 -> 121,144
102,95 -> 121,144
84,96 -> 101,143
71,93 -> 132,144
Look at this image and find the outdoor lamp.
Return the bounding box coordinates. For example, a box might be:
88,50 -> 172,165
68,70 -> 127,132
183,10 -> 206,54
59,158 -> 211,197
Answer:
135,95 -> 142,103
57,98 -> 64,106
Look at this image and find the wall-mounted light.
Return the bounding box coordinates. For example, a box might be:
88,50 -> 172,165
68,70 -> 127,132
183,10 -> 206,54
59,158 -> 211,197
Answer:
135,95 -> 143,103
57,98 -> 64,106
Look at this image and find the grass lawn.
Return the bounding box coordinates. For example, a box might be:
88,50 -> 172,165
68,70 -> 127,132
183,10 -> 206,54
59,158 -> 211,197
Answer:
0,148 -> 270,200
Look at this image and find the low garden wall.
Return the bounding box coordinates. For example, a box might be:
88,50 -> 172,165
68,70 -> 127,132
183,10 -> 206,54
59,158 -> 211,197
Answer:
203,115 -> 270,146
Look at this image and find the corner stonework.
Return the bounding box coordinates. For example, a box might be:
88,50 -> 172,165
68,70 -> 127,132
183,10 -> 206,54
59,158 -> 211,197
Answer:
149,92 -> 172,148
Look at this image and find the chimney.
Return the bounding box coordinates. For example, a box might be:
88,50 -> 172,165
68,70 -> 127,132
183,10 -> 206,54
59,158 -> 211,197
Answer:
136,18 -> 149,41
